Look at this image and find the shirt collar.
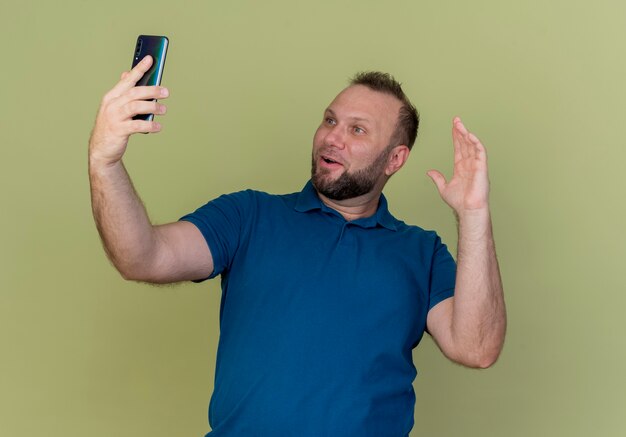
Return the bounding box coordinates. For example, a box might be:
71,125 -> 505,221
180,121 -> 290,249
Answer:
294,180 -> 398,231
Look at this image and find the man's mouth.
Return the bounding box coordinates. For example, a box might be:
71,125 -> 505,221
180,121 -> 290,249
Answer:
320,155 -> 343,167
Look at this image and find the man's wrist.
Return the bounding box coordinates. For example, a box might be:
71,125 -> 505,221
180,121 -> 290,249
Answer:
456,207 -> 492,241
88,154 -> 123,177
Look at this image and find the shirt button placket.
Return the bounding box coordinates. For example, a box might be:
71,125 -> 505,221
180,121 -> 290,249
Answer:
337,222 -> 356,247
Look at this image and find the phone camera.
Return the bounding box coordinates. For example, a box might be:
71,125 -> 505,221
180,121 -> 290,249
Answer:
135,39 -> 143,56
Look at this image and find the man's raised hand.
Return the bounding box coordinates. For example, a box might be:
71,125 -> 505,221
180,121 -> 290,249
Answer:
88,55 -> 169,167
427,117 -> 490,218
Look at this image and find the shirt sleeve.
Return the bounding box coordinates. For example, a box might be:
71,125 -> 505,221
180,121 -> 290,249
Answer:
178,190 -> 253,281
428,234 -> 457,311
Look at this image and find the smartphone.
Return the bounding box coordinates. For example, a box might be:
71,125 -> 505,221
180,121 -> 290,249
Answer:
131,35 -> 169,121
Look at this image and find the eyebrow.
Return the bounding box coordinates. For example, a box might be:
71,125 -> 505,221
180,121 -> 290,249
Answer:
325,108 -> 373,125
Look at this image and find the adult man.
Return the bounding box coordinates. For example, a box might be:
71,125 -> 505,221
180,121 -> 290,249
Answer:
89,55 -> 506,436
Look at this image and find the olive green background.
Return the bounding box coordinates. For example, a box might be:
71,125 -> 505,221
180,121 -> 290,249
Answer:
1,1 -> 624,436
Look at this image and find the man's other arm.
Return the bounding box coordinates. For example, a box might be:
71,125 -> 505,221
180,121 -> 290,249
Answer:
425,117 -> 506,369
88,56 -> 213,283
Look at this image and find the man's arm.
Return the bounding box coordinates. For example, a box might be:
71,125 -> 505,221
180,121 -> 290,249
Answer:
425,117 -> 506,368
89,55 -> 213,283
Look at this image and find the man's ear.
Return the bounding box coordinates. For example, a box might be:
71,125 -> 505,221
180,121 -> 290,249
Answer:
385,145 -> 410,176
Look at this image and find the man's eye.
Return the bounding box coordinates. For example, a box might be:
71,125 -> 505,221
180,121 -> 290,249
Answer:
354,126 -> 365,134
325,117 -> 336,125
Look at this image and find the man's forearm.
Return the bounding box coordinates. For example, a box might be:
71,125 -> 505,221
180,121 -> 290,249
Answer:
89,158 -> 158,279
451,209 -> 506,367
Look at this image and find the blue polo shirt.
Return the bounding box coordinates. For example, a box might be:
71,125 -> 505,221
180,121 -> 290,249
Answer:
180,181 -> 456,437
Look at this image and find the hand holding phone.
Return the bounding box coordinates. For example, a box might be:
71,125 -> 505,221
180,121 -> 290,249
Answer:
89,37 -> 170,168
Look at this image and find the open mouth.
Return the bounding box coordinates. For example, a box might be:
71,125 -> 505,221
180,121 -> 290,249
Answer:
321,155 -> 342,166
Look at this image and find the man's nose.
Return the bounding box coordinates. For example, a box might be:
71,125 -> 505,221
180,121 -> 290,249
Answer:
324,126 -> 346,149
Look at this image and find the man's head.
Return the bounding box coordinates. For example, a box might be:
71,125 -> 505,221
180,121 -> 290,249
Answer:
350,71 -> 419,151
311,72 -> 419,201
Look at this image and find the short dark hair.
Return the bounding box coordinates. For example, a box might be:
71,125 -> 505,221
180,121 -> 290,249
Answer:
350,71 -> 419,150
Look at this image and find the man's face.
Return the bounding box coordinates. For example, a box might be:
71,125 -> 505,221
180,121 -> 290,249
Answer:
311,85 -> 402,201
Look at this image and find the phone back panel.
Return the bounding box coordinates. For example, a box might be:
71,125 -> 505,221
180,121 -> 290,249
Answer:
131,35 -> 168,121
132,35 -> 168,86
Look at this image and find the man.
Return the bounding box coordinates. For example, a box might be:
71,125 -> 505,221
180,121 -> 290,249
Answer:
89,55 -> 506,436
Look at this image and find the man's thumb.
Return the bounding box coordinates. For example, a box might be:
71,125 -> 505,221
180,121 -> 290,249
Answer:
426,170 -> 446,194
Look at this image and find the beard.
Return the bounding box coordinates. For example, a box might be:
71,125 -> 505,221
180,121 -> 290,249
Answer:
311,146 -> 391,201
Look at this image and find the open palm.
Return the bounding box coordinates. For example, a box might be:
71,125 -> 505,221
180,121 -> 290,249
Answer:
427,117 -> 490,214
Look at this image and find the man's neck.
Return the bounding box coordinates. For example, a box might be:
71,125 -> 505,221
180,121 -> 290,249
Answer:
316,189 -> 382,221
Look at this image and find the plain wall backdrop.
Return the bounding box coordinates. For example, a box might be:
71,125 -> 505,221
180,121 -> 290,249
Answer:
1,1 -> 624,436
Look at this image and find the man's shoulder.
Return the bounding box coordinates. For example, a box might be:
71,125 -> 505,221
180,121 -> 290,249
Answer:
218,186 -> 300,205
200,187 -> 302,219
385,211 -> 438,238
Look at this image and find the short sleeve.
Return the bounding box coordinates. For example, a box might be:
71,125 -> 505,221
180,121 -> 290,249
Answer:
179,190 -> 253,280
428,234 -> 457,310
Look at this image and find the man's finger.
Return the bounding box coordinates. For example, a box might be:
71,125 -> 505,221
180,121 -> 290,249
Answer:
113,85 -> 169,108
125,119 -> 162,135
123,100 -> 167,119
453,117 -> 469,136
470,133 -> 488,164
110,55 -> 154,96
427,170 -> 447,194
454,125 -> 470,160
125,55 -> 153,84
452,117 -> 463,163
454,118 -> 476,160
